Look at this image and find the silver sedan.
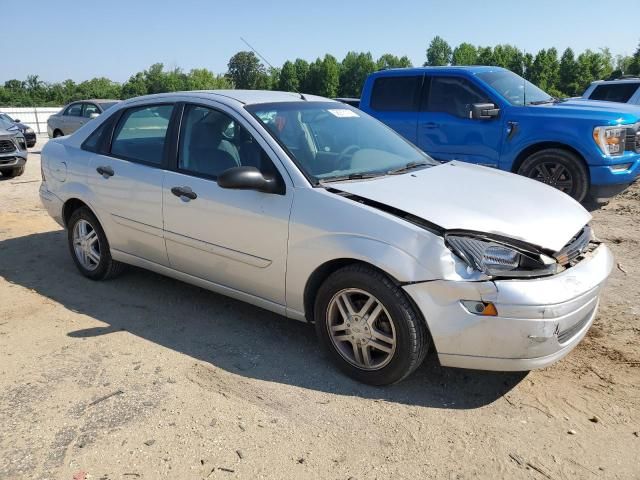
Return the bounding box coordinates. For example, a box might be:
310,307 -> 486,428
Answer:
39,90 -> 613,385
47,99 -> 119,138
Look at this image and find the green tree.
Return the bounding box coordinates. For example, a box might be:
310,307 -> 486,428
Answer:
376,53 -> 412,70
559,48 -> 580,96
628,42 -> 640,75
226,51 -> 265,89
278,61 -> 299,91
307,55 -> 340,97
293,59 -> 310,91
451,43 -> 478,65
476,46 -> 494,65
424,36 -> 452,66
339,51 -> 376,97
529,48 -> 560,93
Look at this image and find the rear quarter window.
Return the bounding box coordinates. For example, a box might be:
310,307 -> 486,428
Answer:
589,83 -> 639,103
370,76 -> 421,112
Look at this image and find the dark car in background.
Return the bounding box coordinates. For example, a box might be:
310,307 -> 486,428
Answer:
47,99 -> 119,138
0,112 -> 36,147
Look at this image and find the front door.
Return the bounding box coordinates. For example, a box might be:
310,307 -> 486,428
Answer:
417,75 -> 504,167
87,103 -> 175,266
162,103 -> 293,305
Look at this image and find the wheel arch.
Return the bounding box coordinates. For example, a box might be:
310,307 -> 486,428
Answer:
511,142 -> 590,179
302,258 -> 425,326
62,198 -> 94,227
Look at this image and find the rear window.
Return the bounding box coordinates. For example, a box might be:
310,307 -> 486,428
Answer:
370,76 -> 421,112
589,83 -> 639,103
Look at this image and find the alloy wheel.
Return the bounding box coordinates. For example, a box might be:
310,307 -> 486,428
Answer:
72,219 -> 101,271
528,161 -> 574,194
326,288 -> 397,370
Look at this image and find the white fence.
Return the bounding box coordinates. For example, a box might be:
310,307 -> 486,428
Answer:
0,107 -> 61,135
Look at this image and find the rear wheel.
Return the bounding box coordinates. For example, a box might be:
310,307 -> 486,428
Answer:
517,148 -> 589,202
53,129 -> 64,138
314,264 -> 430,385
67,207 -> 125,280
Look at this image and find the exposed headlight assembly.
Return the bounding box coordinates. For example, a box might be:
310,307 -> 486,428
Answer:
446,234 -> 558,278
593,125 -> 627,156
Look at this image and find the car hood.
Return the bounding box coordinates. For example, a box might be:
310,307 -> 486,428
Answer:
531,99 -> 640,123
330,161 -> 591,252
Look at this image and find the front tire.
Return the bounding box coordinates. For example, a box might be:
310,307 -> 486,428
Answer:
53,129 -> 64,138
517,148 -> 589,202
67,207 -> 124,280
314,264 -> 430,385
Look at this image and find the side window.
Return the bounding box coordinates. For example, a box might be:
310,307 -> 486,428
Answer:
82,114 -> 117,153
178,104 -> 277,179
64,103 -> 83,116
83,103 -> 100,118
426,76 -> 490,118
110,104 -> 173,165
370,76 -> 421,112
590,83 -> 639,103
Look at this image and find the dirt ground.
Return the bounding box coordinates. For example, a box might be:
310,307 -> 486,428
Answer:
0,138 -> 638,480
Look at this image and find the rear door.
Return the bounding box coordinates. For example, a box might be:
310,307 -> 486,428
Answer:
162,103 -> 293,305
87,103 -> 175,266
365,74 -> 423,144
417,75 -> 504,166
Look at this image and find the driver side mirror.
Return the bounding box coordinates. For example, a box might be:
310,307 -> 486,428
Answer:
470,103 -> 500,120
217,166 -> 282,194
13,118 -> 21,123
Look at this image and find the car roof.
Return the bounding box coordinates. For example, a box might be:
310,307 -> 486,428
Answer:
66,99 -> 120,105
371,65 -> 507,76
120,90 -> 334,107
590,78 -> 640,85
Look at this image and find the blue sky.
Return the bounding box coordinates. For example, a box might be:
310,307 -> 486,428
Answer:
4,0 -> 639,83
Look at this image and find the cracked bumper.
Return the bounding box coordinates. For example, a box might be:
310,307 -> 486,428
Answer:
403,244 -> 614,371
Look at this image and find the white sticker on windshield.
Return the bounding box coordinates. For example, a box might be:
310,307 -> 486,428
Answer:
328,109 -> 359,118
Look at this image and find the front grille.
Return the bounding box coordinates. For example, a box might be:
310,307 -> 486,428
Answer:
558,306 -> 595,344
554,225 -> 592,266
0,139 -> 16,153
625,130 -> 637,152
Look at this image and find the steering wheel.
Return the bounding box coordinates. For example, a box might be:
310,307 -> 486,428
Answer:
336,145 -> 360,170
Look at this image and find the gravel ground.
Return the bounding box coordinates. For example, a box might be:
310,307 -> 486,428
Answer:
0,138 -> 638,479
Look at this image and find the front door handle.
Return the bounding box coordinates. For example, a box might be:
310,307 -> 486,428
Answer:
96,165 -> 114,177
422,122 -> 439,129
171,186 -> 197,201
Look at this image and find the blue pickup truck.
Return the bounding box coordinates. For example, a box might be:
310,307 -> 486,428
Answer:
359,66 -> 640,202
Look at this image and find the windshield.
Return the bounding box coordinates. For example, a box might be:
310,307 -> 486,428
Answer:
476,70 -> 554,106
246,102 -> 436,183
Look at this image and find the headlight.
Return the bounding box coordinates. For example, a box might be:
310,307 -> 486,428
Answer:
593,125 -> 627,156
25,127 -> 34,134
446,234 -> 558,278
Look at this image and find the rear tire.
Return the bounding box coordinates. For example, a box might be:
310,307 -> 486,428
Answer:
314,264 -> 430,385
517,148 -> 589,202
53,129 -> 64,138
67,207 -> 125,280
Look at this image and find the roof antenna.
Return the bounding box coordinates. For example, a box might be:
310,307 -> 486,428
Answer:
240,37 -> 307,100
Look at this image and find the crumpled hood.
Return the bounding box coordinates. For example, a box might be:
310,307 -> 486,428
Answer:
331,161 -> 592,252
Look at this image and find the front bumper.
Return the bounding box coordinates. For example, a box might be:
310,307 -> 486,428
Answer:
404,244 -> 614,371
0,155 -> 27,170
588,153 -> 640,198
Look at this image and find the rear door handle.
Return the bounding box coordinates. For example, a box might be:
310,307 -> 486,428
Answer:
171,186 -> 197,201
96,165 -> 114,178
422,122 -> 439,129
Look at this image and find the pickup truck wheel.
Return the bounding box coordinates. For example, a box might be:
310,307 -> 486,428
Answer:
67,207 -> 125,280
314,264 -> 430,385
517,149 -> 588,202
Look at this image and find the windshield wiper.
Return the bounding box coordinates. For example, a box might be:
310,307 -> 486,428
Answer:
387,161 -> 431,175
527,98 -> 557,105
319,172 -> 382,184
